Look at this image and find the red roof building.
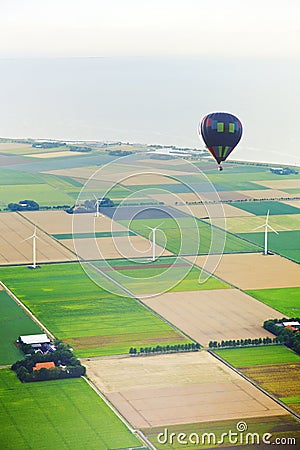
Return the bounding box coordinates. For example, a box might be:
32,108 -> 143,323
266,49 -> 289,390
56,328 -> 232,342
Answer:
33,362 -> 56,371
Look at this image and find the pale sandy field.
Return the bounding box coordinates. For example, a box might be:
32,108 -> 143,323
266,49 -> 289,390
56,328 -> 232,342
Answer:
0,213 -> 76,264
0,143 -> 29,150
27,151 -> 82,158
142,289 -> 277,347
255,179 -> 300,190
190,253 -> 300,290
84,352 -> 287,428
20,210 -> 128,234
149,193 -> 254,218
237,189 -> 300,200
64,234 -> 172,260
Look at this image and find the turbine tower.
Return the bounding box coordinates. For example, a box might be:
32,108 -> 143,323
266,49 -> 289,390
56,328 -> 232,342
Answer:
93,194 -> 101,218
253,210 -> 278,255
145,223 -> 163,262
23,226 -> 39,268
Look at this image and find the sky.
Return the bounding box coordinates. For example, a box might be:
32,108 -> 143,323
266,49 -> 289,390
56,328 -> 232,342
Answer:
1,0 -> 299,59
0,1 -> 299,165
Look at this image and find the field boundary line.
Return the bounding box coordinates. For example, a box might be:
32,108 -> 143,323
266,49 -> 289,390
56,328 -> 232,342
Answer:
82,375 -> 157,450
209,349 -> 300,421
0,281 -> 56,341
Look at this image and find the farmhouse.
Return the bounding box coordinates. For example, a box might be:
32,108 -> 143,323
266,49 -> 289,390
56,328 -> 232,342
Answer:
33,362 -> 56,371
18,334 -> 51,349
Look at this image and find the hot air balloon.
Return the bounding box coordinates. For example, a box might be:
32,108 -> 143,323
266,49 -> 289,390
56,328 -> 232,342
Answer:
199,112 -> 243,171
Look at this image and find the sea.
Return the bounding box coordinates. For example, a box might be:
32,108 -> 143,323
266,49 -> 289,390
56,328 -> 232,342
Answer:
0,56 -> 299,166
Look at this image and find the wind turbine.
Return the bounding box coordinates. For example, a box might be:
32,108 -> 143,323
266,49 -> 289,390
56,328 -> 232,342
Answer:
253,210 -> 278,255
93,194 -> 101,218
23,226 -> 39,268
145,222 -> 164,262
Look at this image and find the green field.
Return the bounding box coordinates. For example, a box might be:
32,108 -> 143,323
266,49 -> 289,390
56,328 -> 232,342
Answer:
120,217 -> 260,255
144,415 -> 300,449
0,184 -> 74,207
0,369 -> 140,450
230,201 -> 300,216
214,345 -> 300,367
246,287 -> 300,317
93,257 -> 229,295
0,291 -> 41,365
238,230 -> 300,262
0,263 -> 187,357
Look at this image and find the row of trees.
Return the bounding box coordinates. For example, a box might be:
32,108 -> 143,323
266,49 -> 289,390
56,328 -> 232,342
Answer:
176,196 -> 300,207
108,149 -> 133,156
264,319 -> 300,355
12,341 -> 86,382
129,342 -> 200,355
69,146 -> 92,152
209,337 -> 279,349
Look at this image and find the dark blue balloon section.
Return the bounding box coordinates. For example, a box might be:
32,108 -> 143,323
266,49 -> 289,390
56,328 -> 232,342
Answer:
200,112 -> 243,164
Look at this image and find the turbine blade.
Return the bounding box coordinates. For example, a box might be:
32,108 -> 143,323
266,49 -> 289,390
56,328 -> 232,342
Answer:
155,221 -> 165,230
252,224 -> 265,231
266,224 -> 279,235
21,235 -> 33,243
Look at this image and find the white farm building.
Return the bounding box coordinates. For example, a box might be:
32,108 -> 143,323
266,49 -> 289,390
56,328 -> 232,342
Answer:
18,334 -> 51,349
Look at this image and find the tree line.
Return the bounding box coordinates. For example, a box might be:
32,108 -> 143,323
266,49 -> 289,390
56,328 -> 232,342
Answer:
208,336 -> 279,349
129,342 -> 200,355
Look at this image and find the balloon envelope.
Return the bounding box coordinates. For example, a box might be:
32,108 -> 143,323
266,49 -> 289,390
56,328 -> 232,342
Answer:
199,112 -> 242,164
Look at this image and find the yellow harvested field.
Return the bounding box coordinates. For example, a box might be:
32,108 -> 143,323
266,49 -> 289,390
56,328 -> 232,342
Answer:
190,253 -> 300,290
63,234 -> 171,260
84,352 -> 287,428
20,210 -> 127,234
237,189 -> 300,200
27,151 -> 82,158
281,200 -> 300,209
203,214 -> 300,233
142,289 -> 277,346
255,179 -> 300,190
0,213 -> 76,265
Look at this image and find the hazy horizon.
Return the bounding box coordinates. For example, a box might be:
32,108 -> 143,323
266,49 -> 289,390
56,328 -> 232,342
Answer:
0,1 -> 299,165
0,56 -> 299,166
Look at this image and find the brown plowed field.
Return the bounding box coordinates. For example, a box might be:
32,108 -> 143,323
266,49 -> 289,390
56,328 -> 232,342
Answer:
241,362 -> 300,416
84,352 -> 287,428
142,289 -> 277,346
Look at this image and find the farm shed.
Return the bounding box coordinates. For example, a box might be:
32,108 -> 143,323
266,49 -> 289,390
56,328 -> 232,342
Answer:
18,334 -> 50,348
